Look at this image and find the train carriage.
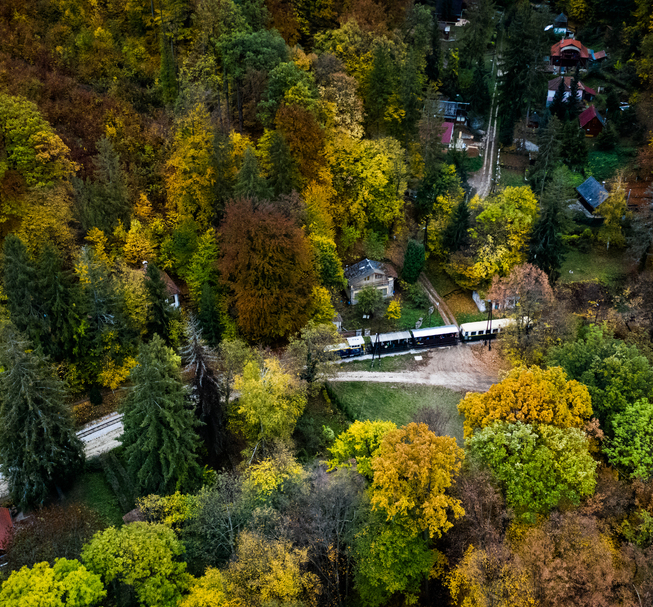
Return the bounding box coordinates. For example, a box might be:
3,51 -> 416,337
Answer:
326,342 -> 355,358
411,325 -> 459,348
459,318 -> 515,342
372,331 -> 413,352
346,336 -> 367,356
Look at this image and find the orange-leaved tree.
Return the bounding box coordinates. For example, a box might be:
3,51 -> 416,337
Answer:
219,198 -> 317,341
458,366 -> 592,438
370,422 -> 465,538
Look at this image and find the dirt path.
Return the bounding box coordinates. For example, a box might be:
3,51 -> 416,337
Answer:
418,273 -> 458,327
332,344 -> 503,393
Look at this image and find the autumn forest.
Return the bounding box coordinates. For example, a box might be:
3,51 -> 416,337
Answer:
1,0 -> 653,604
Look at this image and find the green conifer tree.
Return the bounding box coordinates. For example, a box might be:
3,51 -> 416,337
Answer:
425,18 -> 442,83
469,61 -> 491,118
564,67 -> 582,119
0,328 -> 85,509
549,78 -> 567,120
198,282 -> 223,348
145,263 -> 173,343
121,335 -> 201,495
529,116 -> 562,195
561,120 -> 587,173
528,168 -> 571,281
442,197 -> 470,254
267,131 -> 299,197
365,46 -> 395,135
160,32 -> 178,106
234,146 -> 269,199
402,240 -> 426,283
3,235 -> 41,345
37,243 -> 76,360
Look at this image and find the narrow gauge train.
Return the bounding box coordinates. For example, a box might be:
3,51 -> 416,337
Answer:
330,319 -> 515,359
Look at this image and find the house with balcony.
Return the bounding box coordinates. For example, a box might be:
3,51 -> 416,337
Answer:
550,39 -> 590,69
546,76 -> 596,106
344,259 -> 397,304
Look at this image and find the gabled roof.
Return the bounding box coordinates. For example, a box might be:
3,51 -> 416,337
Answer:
0,507 -> 13,551
547,76 -> 596,96
576,177 -> 609,209
593,50 -> 607,60
554,12 -> 568,24
345,259 -> 396,282
550,39 -> 590,59
441,122 -> 454,145
579,105 -> 605,127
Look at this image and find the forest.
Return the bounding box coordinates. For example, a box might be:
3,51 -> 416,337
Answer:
1,0 -> 653,604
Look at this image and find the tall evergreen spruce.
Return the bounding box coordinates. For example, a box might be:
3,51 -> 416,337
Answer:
198,282 -> 223,348
529,116 -> 562,195
565,67 -> 582,119
442,197 -> 471,255
470,61 -> 491,118
561,120 -> 587,172
366,46 -> 395,135
549,78 -> 567,120
37,243 -> 75,360
160,32 -> 178,106
402,241 -> 425,283
528,168 -> 571,281
0,329 -> 84,509
145,262 -> 173,343
3,235 -> 41,345
181,316 -> 225,458
425,18 -> 442,83
234,146 -> 269,199
268,131 -> 299,197
121,335 -> 201,496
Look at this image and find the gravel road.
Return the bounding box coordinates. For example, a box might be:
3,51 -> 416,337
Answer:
332,344 -> 502,393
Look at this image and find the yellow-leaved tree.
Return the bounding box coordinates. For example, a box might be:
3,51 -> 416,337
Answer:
370,422 -> 465,538
328,420 -> 398,479
180,568 -> 229,607
166,103 -> 216,229
233,358 -> 307,450
224,530 -> 320,607
458,366 -> 593,438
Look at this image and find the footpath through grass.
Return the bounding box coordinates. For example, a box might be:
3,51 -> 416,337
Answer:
327,382 -> 465,445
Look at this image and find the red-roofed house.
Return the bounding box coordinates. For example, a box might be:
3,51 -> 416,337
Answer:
0,507 -> 13,554
579,106 -> 605,137
441,122 -> 454,147
546,76 -> 596,105
550,39 -> 590,68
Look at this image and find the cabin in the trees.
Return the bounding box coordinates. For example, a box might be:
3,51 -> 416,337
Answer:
579,105 -> 605,137
546,76 -> 596,106
0,507 -> 13,560
344,259 -> 397,304
441,122 -> 454,147
142,261 -> 181,308
576,176 -> 609,213
550,39 -> 590,69
554,12 -> 568,30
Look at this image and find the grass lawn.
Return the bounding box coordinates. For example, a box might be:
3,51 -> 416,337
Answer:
67,471 -> 124,527
559,245 -> 632,285
498,167 -> 525,188
336,296 -> 445,334
424,262 -> 488,324
467,156 -> 483,173
587,147 -> 636,181
327,382 -> 465,445
339,352 -> 428,373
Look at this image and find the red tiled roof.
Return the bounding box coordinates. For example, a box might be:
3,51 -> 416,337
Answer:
0,507 -> 13,551
547,76 -> 595,96
593,50 -> 606,60
579,105 -> 605,127
441,122 -> 454,145
550,39 -> 590,59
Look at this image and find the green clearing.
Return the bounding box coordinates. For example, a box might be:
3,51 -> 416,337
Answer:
67,471 -> 124,527
467,156 -> 483,173
339,352 -> 428,373
424,262 -> 487,324
326,382 -> 465,445
587,147 -> 635,181
498,167 -> 526,188
559,245 -> 632,285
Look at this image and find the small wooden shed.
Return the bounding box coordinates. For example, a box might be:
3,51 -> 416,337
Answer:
579,106 -> 605,137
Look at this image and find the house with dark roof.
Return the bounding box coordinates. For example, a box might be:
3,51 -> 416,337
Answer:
441,122 -> 454,147
554,13 -> 568,28
550,39 -> 590,68
344,259 -> 397,304
579,106 -> 605,137
546,76 -> 596,106
0,507 -> 13,556
576,177 -> 609,213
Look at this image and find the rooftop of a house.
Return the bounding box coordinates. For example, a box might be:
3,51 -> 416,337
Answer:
576,176 -> 609,209
591,50 -> 607,60
579,105 -> 605,127
547,76 -> 596,96
551,39 -> 590,58
0,507 -> 13,552
441,122 -> 455,145
344,259 -> 397,282
142,262 -> 180,296
554,12 -> 568,24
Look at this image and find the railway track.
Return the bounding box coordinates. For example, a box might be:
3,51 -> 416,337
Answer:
76,412 -> 124,442
418,273 -> 458,328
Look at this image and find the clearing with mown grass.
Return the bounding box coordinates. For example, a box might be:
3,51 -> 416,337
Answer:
327,381 -> 465,445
